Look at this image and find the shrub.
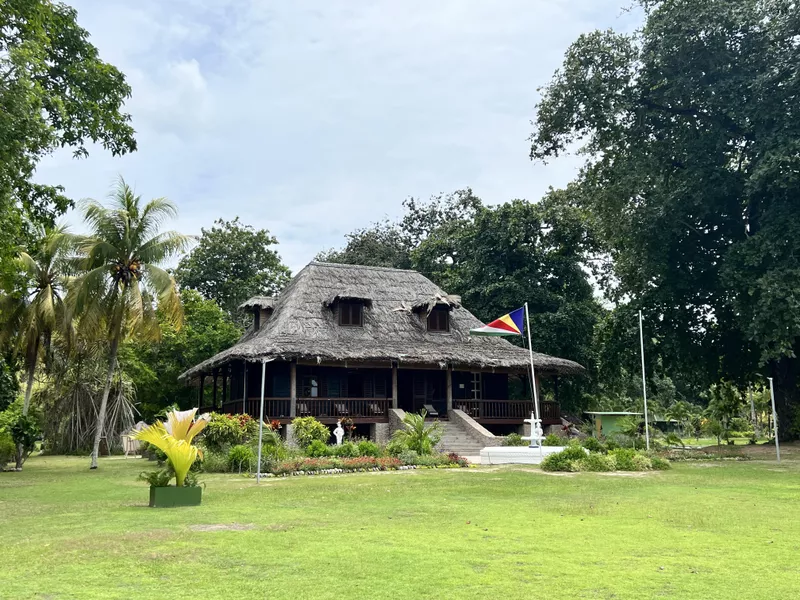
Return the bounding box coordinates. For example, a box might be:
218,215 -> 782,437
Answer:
650,456 -> 671,470
357,440 -> 381,457
331,441 -> 359,458
542,433 -> 565,446
540,442 -> 588,472
306,440 -> 331,458
200,450 -> 229,473
0,400 -> 41,467
582,437 -> 607,454
609,448 -> 652,471
203,413 -> 258,452
447,452 -> 469,467
576,453 -> 616,472
269,455 -> 403,475
291,417 -> 330,449
228,444 -> 256,472
504,433 -> 527,447
560,442 -> 589,461
0,431 -> 16,467
397,449 -> 420,465
631,453 -> 653,471
138,469 -> 173,487
385,439 -> 406,456
541,452 -> 578,472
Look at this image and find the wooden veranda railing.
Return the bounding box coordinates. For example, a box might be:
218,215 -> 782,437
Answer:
453,400 -> 561,424
296,398 -> 391,422
221,398 -> 292,420
219,398 -> 392,422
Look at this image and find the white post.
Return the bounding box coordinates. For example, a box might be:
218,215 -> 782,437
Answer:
524,303 -> 540,423
256,358 -> 267,483
767,377 -> 780,463
638,310 -> 651,451
748,387 -> 759,438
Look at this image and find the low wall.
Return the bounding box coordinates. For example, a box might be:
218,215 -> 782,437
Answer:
388,408 -> 407,437
449,409 -> 501,448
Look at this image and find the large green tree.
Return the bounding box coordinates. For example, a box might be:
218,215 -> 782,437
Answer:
531,0 -> 800,438
317,189 -> 482,269
70,178 -> 189,468
176,217 -> 291,316
0,0 -> 136,287
119,289 -> 241,420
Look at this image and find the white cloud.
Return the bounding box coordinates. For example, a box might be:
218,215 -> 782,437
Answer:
36,0 -> 642,272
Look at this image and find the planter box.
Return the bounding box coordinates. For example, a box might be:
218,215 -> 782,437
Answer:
149,485 -> 202,508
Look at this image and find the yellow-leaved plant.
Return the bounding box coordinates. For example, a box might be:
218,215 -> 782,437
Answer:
133,409 -> 210,487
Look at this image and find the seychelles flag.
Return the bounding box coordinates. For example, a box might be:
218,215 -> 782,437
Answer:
470,307 -> 524,336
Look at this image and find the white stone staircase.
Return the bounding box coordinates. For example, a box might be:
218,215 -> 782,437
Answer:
435,419 -> 491,456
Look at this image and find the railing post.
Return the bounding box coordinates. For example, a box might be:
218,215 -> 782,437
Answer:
290,361 -> 297,417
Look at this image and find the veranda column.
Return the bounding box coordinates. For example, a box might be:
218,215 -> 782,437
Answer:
290,361 -> 297,417
222,367 -> 228,407
212,367 -> 218,409
198,372 -> 204,409
391,363 -> 398,409
446,365 -> 453,411
242,361 -> 247,414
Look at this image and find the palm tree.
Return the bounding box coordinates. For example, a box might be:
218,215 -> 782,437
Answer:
0,226 -> 71,468
0,226 -> 71,408
391,409 -> 443,455
69,177 -> 190,469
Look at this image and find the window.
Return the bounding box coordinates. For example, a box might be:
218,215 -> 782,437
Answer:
427,307 -> 449,332
470,372 -> 482,400
338,302 -> 363,326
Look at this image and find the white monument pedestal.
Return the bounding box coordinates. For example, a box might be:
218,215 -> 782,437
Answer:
480,445 -> 567,465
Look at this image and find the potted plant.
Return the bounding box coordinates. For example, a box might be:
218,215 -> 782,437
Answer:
132,408 -> 209,507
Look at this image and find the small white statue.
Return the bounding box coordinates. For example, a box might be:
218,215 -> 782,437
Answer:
333,420 -> 345,446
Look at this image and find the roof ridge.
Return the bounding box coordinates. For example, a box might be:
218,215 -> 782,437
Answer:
309,260 -> 417,274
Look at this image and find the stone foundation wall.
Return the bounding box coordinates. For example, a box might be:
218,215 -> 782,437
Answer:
371,423 -> 390,444
388,408 -> 407,437
283,423 -> 299,449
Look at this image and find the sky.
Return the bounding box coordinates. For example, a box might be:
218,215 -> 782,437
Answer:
37,0 -> 642,272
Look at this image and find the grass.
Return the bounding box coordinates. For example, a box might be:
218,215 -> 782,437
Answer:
2,448 -> 799,600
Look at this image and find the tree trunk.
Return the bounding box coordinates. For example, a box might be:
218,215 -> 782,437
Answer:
90,334 -> 120,469
16,340 -> 39,470
770,354 -> 798,442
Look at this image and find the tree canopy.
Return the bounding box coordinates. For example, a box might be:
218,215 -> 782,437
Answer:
530,0 -> 800,437
176,217 -> 291,316
0,0 -> 136,288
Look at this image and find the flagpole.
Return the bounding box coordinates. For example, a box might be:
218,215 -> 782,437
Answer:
638,310 -> 651,451
256,358 -> 267,483
524,302 -> 540,422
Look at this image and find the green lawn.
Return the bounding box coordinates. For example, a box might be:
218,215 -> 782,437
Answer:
2,450 -> 799,600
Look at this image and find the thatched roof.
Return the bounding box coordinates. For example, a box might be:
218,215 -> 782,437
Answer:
239,296 -> 275,310
180,262 -> 584,380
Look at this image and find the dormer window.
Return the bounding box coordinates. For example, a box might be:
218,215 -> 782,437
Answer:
239,296 -> 275,332
339,302 -> 363,327
427,306 -> 450,332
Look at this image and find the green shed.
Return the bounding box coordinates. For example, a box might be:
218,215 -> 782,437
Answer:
583,412 -> 642,437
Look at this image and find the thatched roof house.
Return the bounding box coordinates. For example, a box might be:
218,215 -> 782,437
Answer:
181,261 -> 582,379
181,262 -> 583,432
